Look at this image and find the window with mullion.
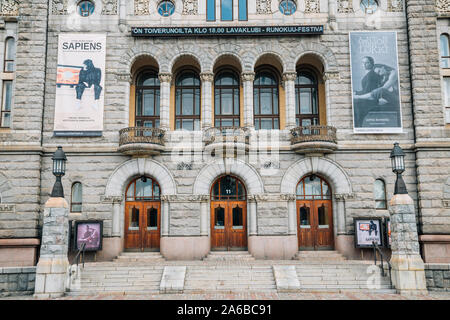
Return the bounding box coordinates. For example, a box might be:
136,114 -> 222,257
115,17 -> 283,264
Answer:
175,70 -> 201,131
253,70 -> 279,130
214,71 -> 240,128
295,71 -> 319,129
135,72 -> 160,129
0,80 -> 12,128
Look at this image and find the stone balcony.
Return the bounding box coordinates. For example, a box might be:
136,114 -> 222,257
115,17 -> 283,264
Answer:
118,127 -> 165,156
290,125 -> 338,155
203,126 -> 250,157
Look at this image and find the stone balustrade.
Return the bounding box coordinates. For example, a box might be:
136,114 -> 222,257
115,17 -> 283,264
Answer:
290,125 -> 338,154
118,127 -> 166,156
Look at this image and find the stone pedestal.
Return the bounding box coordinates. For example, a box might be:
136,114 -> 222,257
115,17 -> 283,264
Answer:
34,198 -> 70,298
389,194 -> 428,295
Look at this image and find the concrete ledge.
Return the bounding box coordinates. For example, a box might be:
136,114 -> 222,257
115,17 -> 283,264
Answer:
160,236 -> 209,260
248,235 -> 297,260
419,235 -> 450,263
0,239 -> 40,267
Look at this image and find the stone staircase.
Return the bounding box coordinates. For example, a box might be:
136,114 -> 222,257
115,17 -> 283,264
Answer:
293,250 -> 347,262
113,252 -> 166,263
202,251 -> 256,261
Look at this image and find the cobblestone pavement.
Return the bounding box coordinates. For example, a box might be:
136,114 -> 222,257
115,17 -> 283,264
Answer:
2,291 -> 450,300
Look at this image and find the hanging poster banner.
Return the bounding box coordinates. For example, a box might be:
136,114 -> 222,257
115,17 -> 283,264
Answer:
354,217 -> 383,248
54,34 -> 106,136
350,31 -> 403,133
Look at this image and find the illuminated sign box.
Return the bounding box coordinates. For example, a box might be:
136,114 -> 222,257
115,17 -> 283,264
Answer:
131,25 -> 324,37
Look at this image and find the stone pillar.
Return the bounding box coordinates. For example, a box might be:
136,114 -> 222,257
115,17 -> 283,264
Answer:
200,72 -> 214,129
286,195 -> 297,235
248,195 -> 257,236
328,0 -> 338,30
161,198 -> 170,236
112,198 -> 122,237
34,198 -> 70,298
200,197 -> 209,236
389,194 -> 428,295
159,73 -> 172,130
242,72 -> 255,128
335,194 -> 347,235
282,72 -> 297,130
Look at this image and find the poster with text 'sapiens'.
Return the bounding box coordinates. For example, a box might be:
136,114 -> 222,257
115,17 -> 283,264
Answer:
53,34 -> 106,136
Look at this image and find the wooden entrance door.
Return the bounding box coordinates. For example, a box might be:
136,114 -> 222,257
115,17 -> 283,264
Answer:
296,175 -> 334,250
124,176 -> 161,251
211,201 -> 247,250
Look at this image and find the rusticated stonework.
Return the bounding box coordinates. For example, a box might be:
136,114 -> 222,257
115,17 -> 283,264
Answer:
182,0 -> 198,15
134,0 -> 150,15
387,0 -> 403,12
436,0 -> 450,13
337,0 -> 353,13
0,0 -> 19,16
256,0 -> 272,14
304,0 -> 320,13
52,0 -> 68,15
102,0 -> 118,15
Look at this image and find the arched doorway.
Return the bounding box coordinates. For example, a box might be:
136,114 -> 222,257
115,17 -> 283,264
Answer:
296,175 -> 334,250
210,175 -> 247,250
124,176 -> 161,251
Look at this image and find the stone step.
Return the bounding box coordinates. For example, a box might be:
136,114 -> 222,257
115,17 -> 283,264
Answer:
294,251 -> 347,262
203,251 -> 256,261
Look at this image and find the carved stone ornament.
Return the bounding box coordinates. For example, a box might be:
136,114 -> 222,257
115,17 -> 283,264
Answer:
177,162 -> 193,170
436,0 -> 450,13
335,193 -> 354,200
443,200 -> 450,208
0,204 -> 15,212
134,0 -> 150,15
52,0 -> 68,15
1,0 -> 19,16
323,71 -> 340,81
337,0 -> 353,13
280,194 -> 297,201
304,0 -> 320,13
161,195 -> 209,202
182,0 -> 198,15
241,72 -> 255,82
282,72 -> 297,82
200,72 -> 214,82
102,0 -> 118,15
256,0 -> 272,14
101,196 -> 123,203
159,73 -> 173,83
387,0 -> 403,12
116,73 -> 132,83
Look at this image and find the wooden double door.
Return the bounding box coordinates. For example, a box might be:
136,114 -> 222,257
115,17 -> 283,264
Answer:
297,200 -> 334,250
211,201 -> 247,250
124,201 -> 161,251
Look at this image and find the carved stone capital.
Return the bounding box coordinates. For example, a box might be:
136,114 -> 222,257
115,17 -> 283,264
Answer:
116,73 -> 132,83
280,194 -> 297,201
323,71 -> 340,81
161,195 -> 209,202
0,204 -> 15,212
200,72 -> 214,83
282,72 -> 297,82
241,72 -> 255,82
101,196 -> 123,204
335,193 -> 353,201
337,0 -> 353,13
158,73 -> 172,83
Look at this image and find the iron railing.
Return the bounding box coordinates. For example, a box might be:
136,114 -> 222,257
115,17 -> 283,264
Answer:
67,242 -> 86,291
119,127 -> 165,146
290,125 -> 337,145
372,241 -> 392,286
203,126 -> 250,147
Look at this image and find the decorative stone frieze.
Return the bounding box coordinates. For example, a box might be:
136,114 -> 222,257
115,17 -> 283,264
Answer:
304,0 -> 320,13
323,71 -> 340,81
0,204 -> 14,212
101,196 -> 123,203
337,0 -> 353,13
387,0 -> 403,12
256,0 -> 272,14
177,162 -> 193,170
52,0 -> 68,15
134,0 -> 150,15
0,0 -> 18,16
436,0 -> 450,13
116,72 -> 132,83
161,195 -> 209,202
182,0 -> 198,15
102,0 -> 118,15
254,193 -> 296,202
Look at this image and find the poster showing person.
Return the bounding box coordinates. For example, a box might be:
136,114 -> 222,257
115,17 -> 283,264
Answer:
354,218 -> 383,247
349,32 -> 403,133
75,221 -> 103,251
54,34 -> 106,136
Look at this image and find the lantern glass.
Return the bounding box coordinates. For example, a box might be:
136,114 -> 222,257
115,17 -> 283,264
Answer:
52,146 -> 66,177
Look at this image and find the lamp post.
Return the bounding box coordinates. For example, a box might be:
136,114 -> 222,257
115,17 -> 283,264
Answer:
50,146 -> 67,198
390,142 -> 407,195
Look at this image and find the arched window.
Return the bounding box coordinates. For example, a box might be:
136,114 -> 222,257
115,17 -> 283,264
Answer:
126,176 -> 161,201
211,175 -> 246,201
374,179 -> 387,209
296,175 -> 331,200
71,182 -> 82,212
441,34 -> 450,68
295,70 -> 319,127
135,71 -> 160,128
4,37 -> 15,72
175,70 -> 201,131
253,69 -> 280,130
214,70 -> 240,127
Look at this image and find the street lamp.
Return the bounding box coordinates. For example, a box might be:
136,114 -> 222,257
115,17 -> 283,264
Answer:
50,146 -> 67,198
390,142 -> 407,195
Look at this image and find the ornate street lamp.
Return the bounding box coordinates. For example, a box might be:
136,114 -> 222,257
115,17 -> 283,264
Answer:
50,146 -> 67,198
390,142 -> 407,195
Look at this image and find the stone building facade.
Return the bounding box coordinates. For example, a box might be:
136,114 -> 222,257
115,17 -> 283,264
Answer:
0,0 -> 449,266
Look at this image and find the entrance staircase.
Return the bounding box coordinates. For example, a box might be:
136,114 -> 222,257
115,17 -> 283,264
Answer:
66,251 -> 396,296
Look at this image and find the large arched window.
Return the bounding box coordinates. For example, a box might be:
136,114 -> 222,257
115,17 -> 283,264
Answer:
374,179 -> 387,209
4,37 -> 15,72
211,175 -> 246,201
126,176 -> 161,201
214,70 -> 240,127
253,68 -> 280,130
441,34 -> 450,68
71,182 -> 82,213
175,70 -> 201,131
295,70 -> 319,127
296,175 -> 331,200
135,71 -> 160,128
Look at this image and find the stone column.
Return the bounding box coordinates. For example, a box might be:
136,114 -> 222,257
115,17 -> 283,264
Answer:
389,194 -> 428,295
200,196 -> 209,236
34,198 -> 70,298
248,195 -> 257,236
200,72 -> 214,129
161,197 -> 170,236
159,73 -> 172,130
242,72 -> 255,128
285,194 -> 297,235
328,0 -> 338,30
282,72 -> 297,130
112,198 -> 122,237
335,194 -> 347,235
323,71 -> 340,125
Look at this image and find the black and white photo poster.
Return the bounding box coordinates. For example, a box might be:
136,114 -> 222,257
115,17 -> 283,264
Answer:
350,32 -> 402,133
354,218 -> 383,247
54,34 -> 106,136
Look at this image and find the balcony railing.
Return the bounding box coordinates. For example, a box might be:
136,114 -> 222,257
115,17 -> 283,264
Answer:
118,127 -> 165,156
203,126 -> 250,147
290,125 -> 337,154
